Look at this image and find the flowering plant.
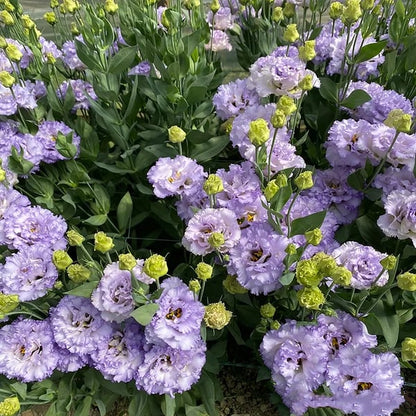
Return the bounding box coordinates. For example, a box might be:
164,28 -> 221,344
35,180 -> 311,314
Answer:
0,0 -> 415,415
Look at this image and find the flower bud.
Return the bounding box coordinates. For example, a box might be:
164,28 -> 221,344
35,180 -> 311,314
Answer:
208,232 -> 225,249
67,229 -> 85,246
380,254 -> 397,270
384,109 -> 412,133
0,37 -> 7,49
296,258 -> 322,286
260,303 -> 276,318
50,0 -> 59,8
331,265 -> 352,286
285,243 -> 297,255
329,1 -> 343,19
161,10 -> 170,29
168,125 -> 186,143
271,109 -> 287,128
313,252 -> 337,277
143,254 -> 168,280
204,302 -> 232,330
0,167 -> 6,182
397,272 -> 416,291
94,231 -> 114,253
119,253 -> 137,271
45,52 -> 56,64
305,228 -> 322,246
283,2 -> 295,18
298,40 -> 316,61
0,397 -> 20,416
189,279 -> 201,293
63,0 -> 80,13
210,0 -> 220,13
54,281 -> 63,290
402,337 -> 416,361
4,1 -> 15,12
195,262 -> 213,280
203,174 -> 224,195
0,11 -> 14,26
275,173 -> 288,188
183,0 -> 200,9
5,44 -> 22,62
283,24 -> 300,43
264,179 -> 280,201
277,95 -> 297,116
0,71 -> 14,88
104,0 -> 119,14
22,14 -> 35,29
297,286 -> 325,310
341,0 -> 362,25
298,74 -> 314,91
44,11 -> 57,25
270,320 -> 281,330
52,250 -> 73,271
0,293 -> 19,319
248,118 -> 270,147
67,264 -> 91,283
361,0 -> 374,10
272,6 -> 283,22
71,22 -> 80,35
294,171 -> 314,190
223,274 -> 248,294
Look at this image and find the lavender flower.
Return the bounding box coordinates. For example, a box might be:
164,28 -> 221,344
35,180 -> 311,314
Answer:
205,30 -> 232,52
39,36 -> 62,62
57,79 -> 97,111
207,7 -> 235,30
145,277 -> 205,350
0,38 -> 33,73
61,37 -> 87,71
175,189 -> 210,223
0,318 -> 59,382
128,61 -> 152,76
55,345 -> 88,373
373,166 -> 416,203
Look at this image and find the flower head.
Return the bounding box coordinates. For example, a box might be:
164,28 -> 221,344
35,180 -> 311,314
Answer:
204,302 -> 232,330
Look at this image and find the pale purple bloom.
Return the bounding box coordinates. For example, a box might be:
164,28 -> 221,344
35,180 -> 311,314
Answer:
128,61 -> 152,76
0,245 -> 58,301
145,276 -> 205,350
0,185 -> 30,220
39,36 -> 62,62
182,208 -> 241,255
377,189 -> 416,246
0,39 -> 33,73
220,0 -> 239,13
0,318 -> 59,382
50,295 -> 114,355
175,189 -> 210,223
228,222 -> 289,295
207,7 -> 235,30
148,155 -> 206,199
373,166 -> 416,203
135,339 -> 206,396
55,345 -> 88,373
205,30 -> 232,52
62,38 -> 87,70
313,20 -> 344,64
57,79 -> 97,111
331,241 -> 389,289
0,84 -> 17,115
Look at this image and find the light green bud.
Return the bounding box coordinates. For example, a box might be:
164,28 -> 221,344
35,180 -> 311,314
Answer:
52,250 -> 73,271
402,337 -> 416,361
275,173 -> 288,188
21,14 -> 35,29
331,265 -> 352,286
204,302 -> 232,330
248,118 -> 270,147
210,0 -> 220,13
143,254 -> 168,280
5,44 -> 22,62
63,0 -> 80,13
0,10 -> 14,26
4,0 -> 15,12
183,0 -> 200,8
298,74 -> 314,91
0,71 -> 14,88
161,10 -> 170,29
397,272 -> 416,291
380,255 -> 397,271
195,262 -> 213,280
203,174 -> 224,195
297,286 -> 325,310
298,40 -> 316,62
67,230 -> 85,246
305,228 -> 322,246
54,281 -> 63,290
264,180 -> 280,201
272,6 -> 283,22
119,253 -> 137,271
50,0 -> 59,7
277,95 -> 297,116
94,231 -> 114,253
67,264 -> 91,283
0,167 -> 6,182
313,252 -> 337,277
384,109 -> 412,133
361,0 -> 374,9
189,279 -> 201,293
296,258 -> 322,286
0,397 -> 20,416
260,303 -> 276,318
341,0 -> 362,25
270,320 -> 281,330
285,243 -> 297,255
283,2 -> 295,17
294,171 -> 314,190
104,0 -> 119,14
208,232 -> 225,248
223,274 -> 248,294
0,293 -> 19,319
168,125 -> 186,143
283,23 -> 300,43
271,109 -> 287,128
0,37 -> 7,49
329,1 -> 343,19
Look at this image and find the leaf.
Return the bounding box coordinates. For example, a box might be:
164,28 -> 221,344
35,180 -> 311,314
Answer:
319,77 -> 338,103
64,281 -> 99,298
370,300 -> 399,348
163,394 -> 176,416
395,0 -> 405,19
353,40 -> 387,64
131,303 -> 159,326
73,396 -> 93,416
340,89 -> 372,109
186,86 -> 208,105
10,382 -> 27,400
117,192 -> 133,233
195,372 -> 219,416
83,214 -> 108,226
128,391 -> 149,416
279,272 -> 295,286
189,135 -> 229,162
75,40 -> 102,71
185,404 -> 210,416
108,46 -> 137,74
289,210 -> 326,237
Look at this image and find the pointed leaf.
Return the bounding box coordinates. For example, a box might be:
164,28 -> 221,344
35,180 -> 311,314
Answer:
131,303 -> 159,326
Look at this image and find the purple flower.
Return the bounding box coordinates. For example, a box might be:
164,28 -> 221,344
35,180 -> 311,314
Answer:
0,84 -> 17,115
207,7 -> 235,30
182,208 -> 241,255
0,39 -> 33,73
147,155 -> 206,199
331,241 -> 389,289
175,189 -> 210,223
39,36 -> 62,62
0,245 -> 58,301
50,295 -> 114,355
61,37 -> 87,70
57,79 -> 97,111
135,339 -> 206,396
373,166 -> 416,203
55,345 -> 88,373
205,30 -> 232,52
145,277 -> 205,350
228,222 -> 289,295
0,318 -> 59,382
128,60 -> 152,76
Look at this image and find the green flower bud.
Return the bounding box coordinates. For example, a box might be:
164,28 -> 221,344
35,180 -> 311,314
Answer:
397,272 -> 416,291
0,37 -> 7,49
313,252 -> 337,278
331,265 -> 352,286
67,229 -> 85,246
305,228 -> 322,246
143,254 -> 168,280
94,231 -> 114,253
0,397 -> 20,416
54,281 -> 63,290
298,40 -> 316,62
203,174 -> 224,195
248,118 -> 270,147
271,109 -> 287,128
296,258 -> 322,286
195,262 -> 213,280
277,95 -> 297,116
270,320 -> 281,330
204,302 -> 232,330
0,167 -> 6,182
294,171 -> 314,190
384,109 -> 412,133
208,232 -> 225,249
21,14 -> 35,29
223,274 -> 248,294
297,286 -> 325,310
189,279 -> 201,293
298,74 -> 314,91
372,3 -> 381,14
183,0 -> 200,9
210,0 -> 220,13
104,0 -> 119,14
361,0 -> 374,10
71,22 -> 80,35
52,250 -> 73,271
119,253 -> 137,271
275,173 -> 288,188
285,243 -> 297,255
50,0 -> 59,7
5,44 -> 22,62
0,11 -> 14,26
168,125 -> 186,143
329,1 -> 343,19
283,3 -> 295,18
264,179 -> 280,201
4,0 -> 15,12
380,254 -> 397,271
45,52 -> 56,65
63,0 -> 80,13
0,71 -> 14,88
341,0 -> 362,25
161,9 -> 170,29
0,293 -> 19,319
67,264 -> 91,283
272,6 -> 283,22
260,303 -> 276,318
283,23 -> 300,43
402,337 -> 416,361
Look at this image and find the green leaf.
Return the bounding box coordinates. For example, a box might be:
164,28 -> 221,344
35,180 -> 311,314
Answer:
117,191 -> 133,233
93,184 -> 111,214
73,396 -> 93,416
163,394 -> 176,416
186,86 -> 208,105
279,272 -> 295,286
353,40 -> 387,64
108,46 -> 137,74
319,77 -> 338,103
64,281 -> 99,298
370,301 -> 399,348
10,382 -> 27,400
395,0 -> 405,19
131,303 -> 159,326
190,135 -> 229,162
289,210 -> 326,237
8,146 -> 34,175
75,40 -> 102,71
83,214 -> 108,226
195,372 -> 219,416
355,215 -> 385,245
340,89 -> 372,109
128,391 -> 150,416
185,404 -> 210,416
